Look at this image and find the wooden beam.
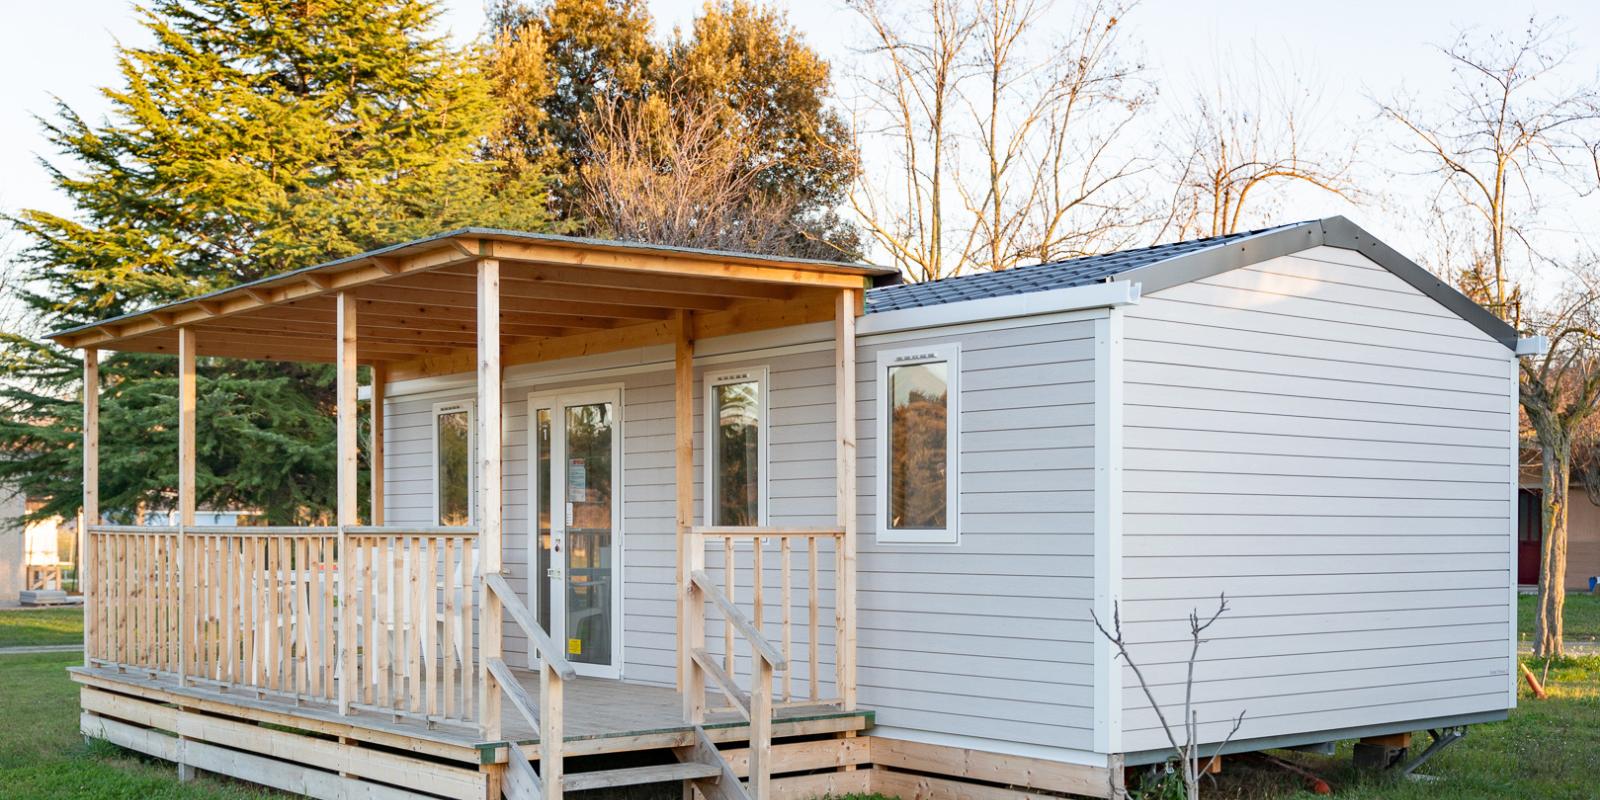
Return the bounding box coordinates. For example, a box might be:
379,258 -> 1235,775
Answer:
439,261 -> 797,301
477,258 -> 503,739
370,364 -> 385,527
406,271 -> 735,312
674,310 -> 695,698
176,328 -> 196,704
81,349 -> 98,669
60,243 -> 474,349
835,289 -> 857,711
178,330 -> 197,527
349,284 -> 675,321
486,239 -> 875,288
335,292 -> 358,715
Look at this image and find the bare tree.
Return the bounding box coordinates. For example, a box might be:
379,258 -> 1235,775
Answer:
846,0 -> 1149,281
1158,51 -> 1356,241
1519,270 -> 1600,656
1377,18 -> 1600,657
1092,594 -> 1245,800
576,91 -> 802,255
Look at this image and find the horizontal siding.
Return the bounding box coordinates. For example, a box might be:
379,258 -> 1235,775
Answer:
1118,246 -> 1515,752
383,348 -> 841,693
857,317 -> 1100,752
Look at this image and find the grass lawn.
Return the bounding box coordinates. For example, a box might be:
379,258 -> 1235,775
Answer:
1517,592 -> 1600,644
0,651 -> 281,799
2,600 -> 1596,798
1196,655 -> 1600,800
0,607 -> 85,648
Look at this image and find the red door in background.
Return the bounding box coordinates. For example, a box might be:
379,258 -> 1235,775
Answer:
1518,489 -> 1542,586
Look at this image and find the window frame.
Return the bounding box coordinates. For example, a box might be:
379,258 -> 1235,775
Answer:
702,366 -> 770,528
875,344 -> 960,545
431,400 -> 477,527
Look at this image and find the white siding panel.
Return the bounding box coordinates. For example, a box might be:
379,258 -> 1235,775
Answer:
857,316 -> 1101,753
1119,248 -> 1516,753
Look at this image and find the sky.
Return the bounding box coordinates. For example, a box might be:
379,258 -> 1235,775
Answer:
2,0 -> 1598,290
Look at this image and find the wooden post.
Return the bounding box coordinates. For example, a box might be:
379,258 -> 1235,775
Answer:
178,329 -> 197,529
834,289 -> 857,710
82,350 -> 99,666
541,661 -> 564,800
477,257 -> 504,738
675,311 -> 703,720
176,327 -> 197,782
336,291 -> 358,715
370,363 -> 386,526
750,655 -> 773,799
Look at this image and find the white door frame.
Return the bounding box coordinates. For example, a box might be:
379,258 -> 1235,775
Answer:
525,384 -> 625,679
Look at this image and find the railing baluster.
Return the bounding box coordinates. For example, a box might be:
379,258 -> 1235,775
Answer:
808,535 -> 820,702
724,535 -> 735,678
781,537 -> 792,703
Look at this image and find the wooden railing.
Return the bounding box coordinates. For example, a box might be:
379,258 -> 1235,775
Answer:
83,524 -> 479,726
484,572 -> 576,800
684,525 -> 843,800
344,526 -> 480,724
85,526 -> 182,673
185,526 -> 340,699
693,526 -> 845,706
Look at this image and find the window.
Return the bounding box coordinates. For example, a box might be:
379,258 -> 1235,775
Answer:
704,367 -> 768,526
876,345 -> 959,544
433,401 -> 475,526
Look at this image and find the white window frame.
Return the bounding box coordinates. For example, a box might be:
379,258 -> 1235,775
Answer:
431,400 -> 476,527
875,344 -> 960,544
703,366 -> 770,527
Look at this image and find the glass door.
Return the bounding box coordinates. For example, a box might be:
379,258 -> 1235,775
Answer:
528,387 -> 622,678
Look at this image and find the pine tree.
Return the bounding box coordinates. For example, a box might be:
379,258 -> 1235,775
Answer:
1,0 -> 552,524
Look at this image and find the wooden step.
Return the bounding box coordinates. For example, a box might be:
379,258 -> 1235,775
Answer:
562,761 -> 723,792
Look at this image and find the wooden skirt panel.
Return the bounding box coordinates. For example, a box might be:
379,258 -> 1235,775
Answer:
79,686 -> 489,800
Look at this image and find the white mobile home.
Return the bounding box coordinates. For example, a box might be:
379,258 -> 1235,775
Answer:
58,216 -> 1526,799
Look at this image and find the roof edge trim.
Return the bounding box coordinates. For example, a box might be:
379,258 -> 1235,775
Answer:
1317,216 -> 1518,350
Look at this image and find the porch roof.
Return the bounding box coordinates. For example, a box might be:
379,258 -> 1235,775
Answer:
45,228 -> 898,367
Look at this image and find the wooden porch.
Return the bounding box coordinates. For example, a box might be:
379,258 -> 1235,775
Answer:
52,231 -> 894,800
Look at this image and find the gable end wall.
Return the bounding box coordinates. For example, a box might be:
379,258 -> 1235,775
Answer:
1116,245 -> 1518,752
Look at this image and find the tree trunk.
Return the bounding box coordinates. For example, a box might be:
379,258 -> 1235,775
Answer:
1535,443 -> 1570,658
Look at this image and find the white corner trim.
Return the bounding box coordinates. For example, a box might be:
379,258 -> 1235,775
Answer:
1515,336 -> 1548,357
1091,308 -> 1125,754
859,280 -> 1140,337
1505,354 -> 1520,710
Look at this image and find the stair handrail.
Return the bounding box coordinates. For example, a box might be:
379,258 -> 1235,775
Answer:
485,572 -> 575,800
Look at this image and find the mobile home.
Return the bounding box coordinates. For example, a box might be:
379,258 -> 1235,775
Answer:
55,216 -> 1529,799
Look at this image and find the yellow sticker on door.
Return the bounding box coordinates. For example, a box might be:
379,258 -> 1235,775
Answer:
567,638 -> 582,656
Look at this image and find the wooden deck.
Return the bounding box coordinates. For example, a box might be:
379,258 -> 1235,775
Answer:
71,661 -> 871,762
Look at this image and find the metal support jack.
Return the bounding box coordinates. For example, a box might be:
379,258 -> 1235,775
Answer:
1396,727 -> 1469,777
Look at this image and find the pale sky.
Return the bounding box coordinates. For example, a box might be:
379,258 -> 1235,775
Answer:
3,0 -> 1598,287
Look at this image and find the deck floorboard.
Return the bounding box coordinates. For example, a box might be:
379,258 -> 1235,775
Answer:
73,663 -> 858,752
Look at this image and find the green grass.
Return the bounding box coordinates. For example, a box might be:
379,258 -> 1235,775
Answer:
1187,655 -> 1600,800
0,651 -> 283,799
1517,593 -> 1600,644
0,607 -> 84,648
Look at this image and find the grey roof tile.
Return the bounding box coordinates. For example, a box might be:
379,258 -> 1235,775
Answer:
864,223 -> 1307,313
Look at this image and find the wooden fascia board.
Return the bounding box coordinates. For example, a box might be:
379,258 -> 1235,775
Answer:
489,240 -> 876,289
60,243 -> 478,349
